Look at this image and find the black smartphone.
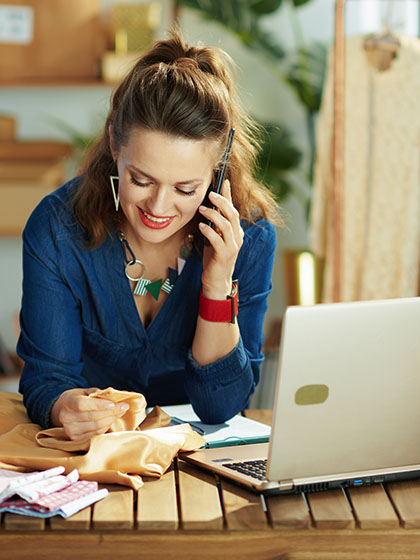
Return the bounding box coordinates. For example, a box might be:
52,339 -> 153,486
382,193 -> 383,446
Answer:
206,127 -> 235,229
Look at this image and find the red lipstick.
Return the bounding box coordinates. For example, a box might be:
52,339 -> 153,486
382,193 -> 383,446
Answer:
137,208 -> 175,229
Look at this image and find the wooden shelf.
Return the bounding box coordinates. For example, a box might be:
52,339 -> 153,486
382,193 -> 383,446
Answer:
0,79 -> 115,88
0,140 -> 73,160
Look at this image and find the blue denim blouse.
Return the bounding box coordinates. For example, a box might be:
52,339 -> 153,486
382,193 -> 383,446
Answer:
17,179 -> 276,428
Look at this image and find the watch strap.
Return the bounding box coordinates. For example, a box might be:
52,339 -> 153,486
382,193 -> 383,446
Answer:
199,281 -> 238,324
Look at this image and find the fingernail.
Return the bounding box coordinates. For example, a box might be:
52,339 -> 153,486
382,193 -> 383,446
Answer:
199,222 -> 207,229
120,404 -> 129,412
209,191 -> 219,199
199,205 -> 208,212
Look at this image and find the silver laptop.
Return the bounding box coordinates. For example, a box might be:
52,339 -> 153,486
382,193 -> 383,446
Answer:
181,297 -> 420,494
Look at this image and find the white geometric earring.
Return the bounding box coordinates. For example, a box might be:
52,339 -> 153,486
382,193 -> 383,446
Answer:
110,175 -> 120,212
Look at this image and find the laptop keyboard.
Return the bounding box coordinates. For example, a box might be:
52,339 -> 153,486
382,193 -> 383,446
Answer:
222,459 -> 267,481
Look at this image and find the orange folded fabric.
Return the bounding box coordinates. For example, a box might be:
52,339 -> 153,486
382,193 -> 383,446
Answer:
0,390 -> 205,489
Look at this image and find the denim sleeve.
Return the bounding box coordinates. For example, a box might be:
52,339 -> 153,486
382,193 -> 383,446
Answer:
184,220 -> 276,424
17,200 -> 88,428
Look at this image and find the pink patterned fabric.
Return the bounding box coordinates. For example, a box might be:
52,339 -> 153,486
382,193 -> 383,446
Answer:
3,480 -> 98,512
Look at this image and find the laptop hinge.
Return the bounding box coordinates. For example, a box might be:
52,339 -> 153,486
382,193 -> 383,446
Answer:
278,480 -> 294,491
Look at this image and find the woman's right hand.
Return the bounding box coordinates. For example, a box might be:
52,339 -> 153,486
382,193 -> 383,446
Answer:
50,387 -> 129,441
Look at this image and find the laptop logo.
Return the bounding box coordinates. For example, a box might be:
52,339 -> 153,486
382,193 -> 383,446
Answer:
295,384 -> 329,405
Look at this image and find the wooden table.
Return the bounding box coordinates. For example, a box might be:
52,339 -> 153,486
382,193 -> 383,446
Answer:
2,410 -> 420,560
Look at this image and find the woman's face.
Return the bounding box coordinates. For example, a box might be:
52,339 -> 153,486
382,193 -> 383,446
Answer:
112,127 -> 219,246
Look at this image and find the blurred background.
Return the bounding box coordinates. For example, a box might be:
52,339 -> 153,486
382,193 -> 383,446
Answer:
0,0 -> 418,402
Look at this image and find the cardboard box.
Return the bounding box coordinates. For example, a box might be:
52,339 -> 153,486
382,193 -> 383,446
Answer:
0,140 -> 71,235
0,0 -> 102,82
0,116 -> 16,140
0,160 -> 65,235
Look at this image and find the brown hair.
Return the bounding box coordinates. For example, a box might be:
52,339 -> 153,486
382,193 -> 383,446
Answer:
72,31 -> 279,247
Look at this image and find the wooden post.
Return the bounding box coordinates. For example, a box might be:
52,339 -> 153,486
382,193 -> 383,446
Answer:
332,0 -> 346,301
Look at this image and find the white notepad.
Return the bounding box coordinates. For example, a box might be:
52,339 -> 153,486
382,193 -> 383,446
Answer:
159,404 -> 271,448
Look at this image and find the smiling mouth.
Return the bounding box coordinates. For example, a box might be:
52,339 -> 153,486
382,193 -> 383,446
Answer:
137,208 -> 175,229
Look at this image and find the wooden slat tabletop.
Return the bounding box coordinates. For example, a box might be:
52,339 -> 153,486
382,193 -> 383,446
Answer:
137,468 -> 178,531
49,502 -> 91,531
3,511 -> 45,531
2,410 -> 420,560
307,488 -> 355,529
347,484 -> 400,529
266,491 -> 310,529
92,485 -> 134,530
219,477 -> 268,531
386,480 -> 420,529
177,459 -> 224,530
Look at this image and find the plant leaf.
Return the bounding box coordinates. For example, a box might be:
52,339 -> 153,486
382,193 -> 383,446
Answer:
284,42 -> 327,112
248,0 -> 284,15
175,0 -> 285,60
292,0 -> 312,6
42,115 -> 97,151
255,122 -> 303,203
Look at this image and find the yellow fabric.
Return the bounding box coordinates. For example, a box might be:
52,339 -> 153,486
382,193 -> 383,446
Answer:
90,387 -> 148,431
0,391 -> 205,489
34,387 -> 151,452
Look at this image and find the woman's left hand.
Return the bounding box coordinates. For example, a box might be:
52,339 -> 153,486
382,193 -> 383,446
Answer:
198,179 -> 244,299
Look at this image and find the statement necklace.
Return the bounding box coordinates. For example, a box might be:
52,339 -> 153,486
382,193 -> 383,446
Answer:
118,231 -> 191,301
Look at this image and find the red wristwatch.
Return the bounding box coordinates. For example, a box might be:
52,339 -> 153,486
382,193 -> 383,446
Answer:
199,281 -> 238,324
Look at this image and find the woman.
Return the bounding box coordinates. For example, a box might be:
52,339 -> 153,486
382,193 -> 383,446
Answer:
17,32 -> 278,441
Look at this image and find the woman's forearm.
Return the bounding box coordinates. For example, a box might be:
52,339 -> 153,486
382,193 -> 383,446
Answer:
191,315 -> 240,365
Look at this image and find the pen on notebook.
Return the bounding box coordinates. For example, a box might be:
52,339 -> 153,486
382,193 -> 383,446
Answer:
207,127 -> 235,229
